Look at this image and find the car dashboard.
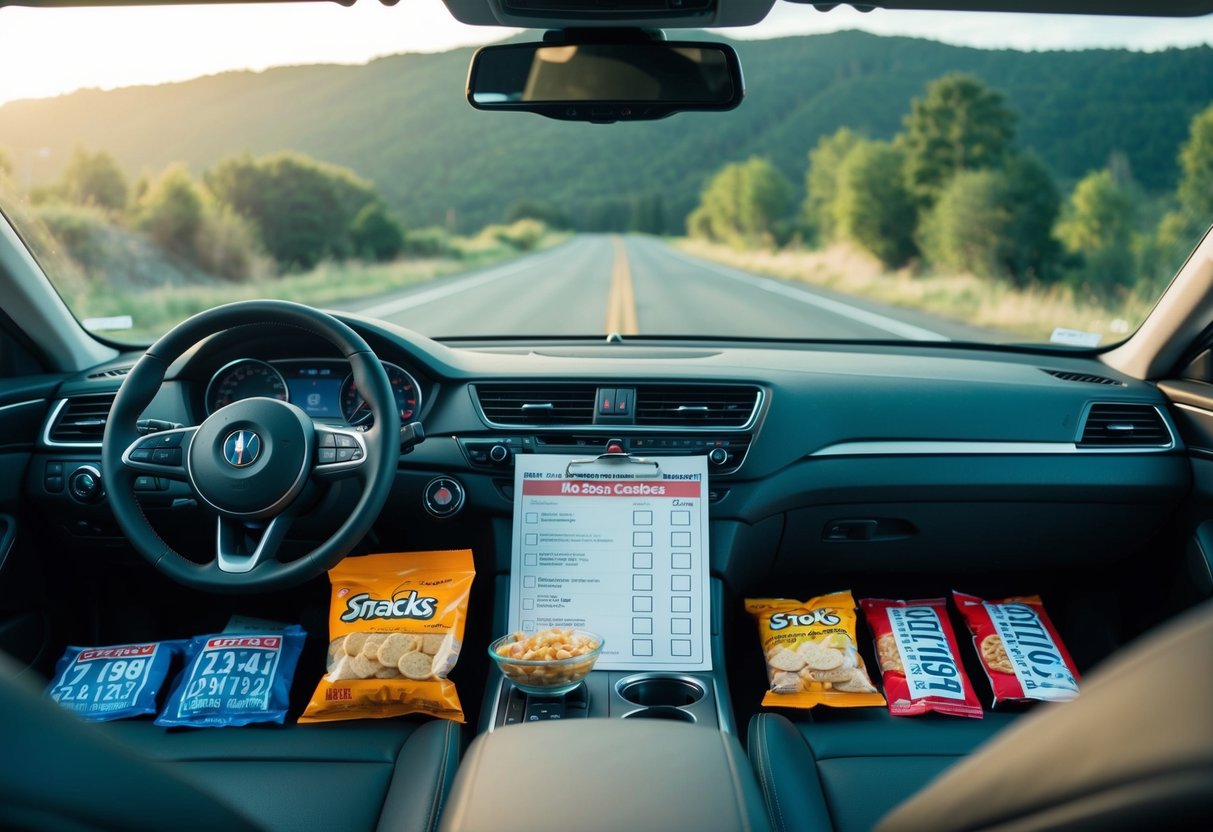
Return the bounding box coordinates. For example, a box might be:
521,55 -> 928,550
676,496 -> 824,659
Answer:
29,312 -> 1188,582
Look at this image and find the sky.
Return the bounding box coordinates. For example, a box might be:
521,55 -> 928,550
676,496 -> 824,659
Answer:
0,0 -> 1210,106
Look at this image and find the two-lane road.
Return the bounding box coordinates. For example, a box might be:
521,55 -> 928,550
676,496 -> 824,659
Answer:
353,234 -> 998,342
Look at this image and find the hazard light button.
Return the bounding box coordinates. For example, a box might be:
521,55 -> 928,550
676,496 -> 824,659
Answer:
423,477 -> 465,518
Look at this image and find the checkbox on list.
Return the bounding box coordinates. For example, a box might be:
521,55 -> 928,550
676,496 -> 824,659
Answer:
670,640 -> 691,657
670,510 -> 691,526
633,639 -> 653,657
523,553 -> 538,567
633,596 -> 653,613
671,597 -> 691,613
633,531 -> 653,547
671,552 -> 692,570
670,618 -> 691,635
525,512 -> 539,524
632,552 -> 652,569
522,598 -> 535,610
523,576 -> 536,588
671,575 -> 692,592
670,531 -> 692,547
524,533 -> 539,546
632,618 -> 653,635
633,510 -> 653,526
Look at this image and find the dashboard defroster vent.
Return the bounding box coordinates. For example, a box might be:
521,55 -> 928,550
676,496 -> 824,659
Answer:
634,385 -> 760,428
1043,369 -> 1124,386
47,393 -> 115,445
1078,403 -> 1172,448
474,384 -> 597,426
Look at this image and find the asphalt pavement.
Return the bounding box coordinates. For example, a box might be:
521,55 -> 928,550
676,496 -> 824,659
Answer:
352,234 -> 1000,342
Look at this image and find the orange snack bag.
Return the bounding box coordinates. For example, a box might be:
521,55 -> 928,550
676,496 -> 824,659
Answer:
301,549 -> 475,723
745,591 -> 885,709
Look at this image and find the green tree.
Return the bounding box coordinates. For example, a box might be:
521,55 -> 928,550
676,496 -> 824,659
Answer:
832,141 -> 917,268
694,157 -> 791,246
350,202 -> 405,262
59,147 -> 128,211
901,74 -> 1016,205
919,156 -> 1059,285
206,152 -> 379,269
804,128 -> 861,243
1178,103 -> 1213,221
137,164 -> 204,257
1055,169 -> 1137,291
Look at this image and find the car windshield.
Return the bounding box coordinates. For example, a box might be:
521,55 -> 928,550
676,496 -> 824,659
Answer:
0,2 -> 1209,347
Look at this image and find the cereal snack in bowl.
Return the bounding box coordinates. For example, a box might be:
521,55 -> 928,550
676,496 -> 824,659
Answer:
489,628 -> 603,696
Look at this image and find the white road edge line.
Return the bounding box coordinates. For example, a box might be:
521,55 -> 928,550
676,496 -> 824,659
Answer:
648,239 -> 950,342
351,243 -> 572,319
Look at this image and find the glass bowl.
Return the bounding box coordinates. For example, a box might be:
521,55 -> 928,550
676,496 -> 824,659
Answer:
488,629 -> 604,696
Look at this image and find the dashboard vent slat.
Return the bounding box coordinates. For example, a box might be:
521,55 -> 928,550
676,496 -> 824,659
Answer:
1043,369 -> 1124,387
1078,403 -> 1171,448
48,393 -> 115,444
475,385 -> 597,425
86,367 -> 132,380
634,385 -> 759,427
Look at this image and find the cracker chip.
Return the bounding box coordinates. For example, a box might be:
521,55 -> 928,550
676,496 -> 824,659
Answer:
348,653 -> 380,680
768,647 -> 806,672
398,651 -> 433,680
376,633 -> 421,667
421,633 -> 447,656
361,634 -> 388,659
343,632 -> 369,657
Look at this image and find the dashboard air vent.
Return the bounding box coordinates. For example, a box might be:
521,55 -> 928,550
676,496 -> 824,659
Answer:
86,366 -> 131,380
475,384 -> 597,425
1078,403 -> 1171,448
634,385 -> 759,427
1043,369 -> 1124,387
48,393 -> 115,444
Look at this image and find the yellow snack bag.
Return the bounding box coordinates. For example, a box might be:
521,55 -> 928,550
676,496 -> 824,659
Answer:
300,549 -> 475,723
745,591 -> 885,709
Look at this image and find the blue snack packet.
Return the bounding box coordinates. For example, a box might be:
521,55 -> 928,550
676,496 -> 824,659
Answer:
155,625 -> 305,728
47,641 -> 184,721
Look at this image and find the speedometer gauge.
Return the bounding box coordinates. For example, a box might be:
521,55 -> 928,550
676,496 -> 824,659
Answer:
206,359 -> 288,414
340,363 -> 421,427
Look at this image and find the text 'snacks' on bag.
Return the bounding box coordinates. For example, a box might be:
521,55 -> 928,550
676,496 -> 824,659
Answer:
302,549 -> 475,723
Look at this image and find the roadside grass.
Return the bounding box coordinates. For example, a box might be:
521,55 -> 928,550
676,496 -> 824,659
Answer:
676,238 -> 1154,344
73,231 -> 571,343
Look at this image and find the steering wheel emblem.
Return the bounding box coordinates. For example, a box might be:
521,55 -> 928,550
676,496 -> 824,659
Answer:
222,429 -> 262,467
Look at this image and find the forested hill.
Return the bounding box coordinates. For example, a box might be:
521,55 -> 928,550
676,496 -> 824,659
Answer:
2,30 -> 1211,232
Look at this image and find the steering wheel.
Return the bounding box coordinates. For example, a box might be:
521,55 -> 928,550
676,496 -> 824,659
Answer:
101,300 -> 401,593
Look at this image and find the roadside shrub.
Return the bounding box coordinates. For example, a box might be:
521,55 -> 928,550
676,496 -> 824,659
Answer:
350,202 -> 405,262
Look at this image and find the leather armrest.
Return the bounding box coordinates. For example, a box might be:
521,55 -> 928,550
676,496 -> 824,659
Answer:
439,720 -> 771,832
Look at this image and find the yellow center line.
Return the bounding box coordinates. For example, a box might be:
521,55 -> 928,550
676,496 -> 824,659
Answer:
605,235 -> 639,335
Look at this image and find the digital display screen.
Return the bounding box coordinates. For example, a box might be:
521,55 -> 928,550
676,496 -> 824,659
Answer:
285,367 -> 342,418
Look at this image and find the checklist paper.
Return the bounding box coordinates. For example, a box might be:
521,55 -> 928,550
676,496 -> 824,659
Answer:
508,453 -> 711,671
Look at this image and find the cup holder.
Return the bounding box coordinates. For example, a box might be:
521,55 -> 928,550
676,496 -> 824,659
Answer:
622,706 -> 695,723
616,675 -> 706,708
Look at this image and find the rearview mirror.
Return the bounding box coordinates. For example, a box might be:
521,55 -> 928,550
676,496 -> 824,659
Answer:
466,38 -> 744,123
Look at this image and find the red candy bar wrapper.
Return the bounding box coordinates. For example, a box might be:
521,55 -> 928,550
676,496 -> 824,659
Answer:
860,598 -> 982,719
953,591 -> 1080,707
